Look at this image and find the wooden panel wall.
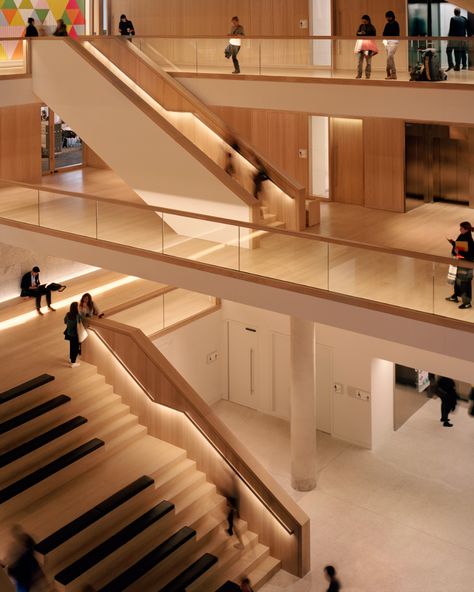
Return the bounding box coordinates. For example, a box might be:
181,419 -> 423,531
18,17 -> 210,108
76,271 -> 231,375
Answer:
330,117 -> 364,205
364,118 -> 405,212
110,0 -> 309,36
212,106 -> 309,190
332,0 -> 407,72
0,104 -> 41,183
331,116 -> 405,212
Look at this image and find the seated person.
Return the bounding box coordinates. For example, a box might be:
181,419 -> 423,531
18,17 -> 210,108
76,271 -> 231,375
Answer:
20,266 -> 66,315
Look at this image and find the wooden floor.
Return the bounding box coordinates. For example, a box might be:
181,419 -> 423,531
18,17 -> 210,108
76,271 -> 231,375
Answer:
2,168 -> 473,323
0,271 -> 278,591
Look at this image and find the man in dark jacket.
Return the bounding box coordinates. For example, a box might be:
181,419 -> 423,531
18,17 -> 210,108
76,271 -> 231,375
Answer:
25,17 -> 38,37
20,266 -> 65,315
383,11 -> 400,79
447,8 -> 470,71
436,376 -> 458,427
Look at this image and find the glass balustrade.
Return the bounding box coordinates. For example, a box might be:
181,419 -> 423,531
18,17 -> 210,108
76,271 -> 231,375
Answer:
133,36 -> 474,84
0,182 -> 473,325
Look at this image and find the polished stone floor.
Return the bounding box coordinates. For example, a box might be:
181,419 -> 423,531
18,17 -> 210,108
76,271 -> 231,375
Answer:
213,398 -> 474,592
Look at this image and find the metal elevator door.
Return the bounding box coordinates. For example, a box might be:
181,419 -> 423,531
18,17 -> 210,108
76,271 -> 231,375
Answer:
405,123 -> 471,205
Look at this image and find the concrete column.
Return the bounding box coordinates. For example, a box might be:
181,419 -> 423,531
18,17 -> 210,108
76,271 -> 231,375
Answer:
290,316 -> 317,491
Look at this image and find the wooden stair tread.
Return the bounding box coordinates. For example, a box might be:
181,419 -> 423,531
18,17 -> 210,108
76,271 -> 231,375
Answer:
0,395 -> 71,434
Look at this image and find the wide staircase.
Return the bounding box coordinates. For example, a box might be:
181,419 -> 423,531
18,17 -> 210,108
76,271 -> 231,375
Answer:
0,367 -> 280,591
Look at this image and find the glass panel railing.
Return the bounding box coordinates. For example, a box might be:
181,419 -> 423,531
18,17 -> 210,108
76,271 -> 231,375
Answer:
1,182 -> 473,325
38,190 -> 97,238
107,288 -> 217,336
328,245 -> 434,313
0,182 -> 38,224
163,288 -> 216,327
239,229 -> 329,289
0,39 -> 28,77
97,201 -> 163,251
135,36 -> 474,84
162,212 -> 240,270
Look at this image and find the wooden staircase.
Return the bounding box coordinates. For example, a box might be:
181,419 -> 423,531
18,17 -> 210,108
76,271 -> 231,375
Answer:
0,367 -> 280,591
259,205 -> 285,230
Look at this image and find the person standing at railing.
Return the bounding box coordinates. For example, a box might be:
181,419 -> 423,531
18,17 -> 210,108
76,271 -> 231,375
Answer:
228,16 -> 245,74
119,14 -> 135,37
383,10 -> 400,80
446,221 -> 474,309
53,19 -> 68,37
446,8 -> 470,72
354,15 -> 377,80
24,17 -> 38,38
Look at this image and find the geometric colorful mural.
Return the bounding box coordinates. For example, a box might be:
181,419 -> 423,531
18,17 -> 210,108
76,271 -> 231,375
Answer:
0,0 -> 86,65
0,0 -> 86,40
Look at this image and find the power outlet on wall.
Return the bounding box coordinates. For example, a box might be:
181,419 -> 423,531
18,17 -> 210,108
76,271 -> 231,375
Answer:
206,351 -> 218,364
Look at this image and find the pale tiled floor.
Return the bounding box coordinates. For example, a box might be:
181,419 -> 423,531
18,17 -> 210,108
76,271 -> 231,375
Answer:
213,398 -> 474,592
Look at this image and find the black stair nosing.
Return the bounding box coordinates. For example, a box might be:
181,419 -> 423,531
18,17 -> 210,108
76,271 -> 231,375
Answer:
0,416 -> 88,469
0,374 -> 55,404
36,475 -> 155,556
0,395 -> 71,435
97,526 -> 196,592
215,582 -> 241,592
0,438 -> 104,505
158,553 -> 219,592
54,500 -> 175,586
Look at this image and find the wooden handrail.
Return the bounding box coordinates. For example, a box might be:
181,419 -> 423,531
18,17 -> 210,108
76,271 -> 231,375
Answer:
84,317 -> 310,575
1,177 -> 473,269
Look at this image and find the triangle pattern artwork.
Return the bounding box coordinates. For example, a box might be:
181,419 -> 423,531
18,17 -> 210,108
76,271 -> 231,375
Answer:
0,0 -> 86,42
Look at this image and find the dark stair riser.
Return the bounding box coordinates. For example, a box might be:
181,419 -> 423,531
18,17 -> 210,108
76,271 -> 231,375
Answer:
97,527 -> 196,592
55,500 -> 175,586
0,439 -> 104,504
0,416 -> 88,468
0,395 -> 71,435
159,553 -> 218,592
37,475 -> 154,556
0,374 -> 55,405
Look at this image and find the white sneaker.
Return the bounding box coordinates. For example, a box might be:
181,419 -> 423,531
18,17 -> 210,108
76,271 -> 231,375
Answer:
70,362 -> 80,368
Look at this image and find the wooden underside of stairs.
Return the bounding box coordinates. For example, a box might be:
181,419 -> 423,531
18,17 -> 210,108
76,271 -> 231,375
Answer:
0,275 -> 280,591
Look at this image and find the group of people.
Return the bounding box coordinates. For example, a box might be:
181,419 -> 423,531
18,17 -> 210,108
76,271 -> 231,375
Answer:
355,8 -> 471,80
24,17 -> 67,37
354,11 -> 400,80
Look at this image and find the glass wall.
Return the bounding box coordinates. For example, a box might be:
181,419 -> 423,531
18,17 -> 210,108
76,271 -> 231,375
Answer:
41,106 -> 83,174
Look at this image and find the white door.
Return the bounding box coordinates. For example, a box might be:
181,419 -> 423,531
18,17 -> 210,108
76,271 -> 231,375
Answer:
316,344 -> 333,433
228,321 -> 258,408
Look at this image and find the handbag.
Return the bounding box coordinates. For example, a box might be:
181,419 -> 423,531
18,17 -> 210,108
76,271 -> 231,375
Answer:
447,264 -> 457,285
224,44 -> 232,59
77,321 -> 88,343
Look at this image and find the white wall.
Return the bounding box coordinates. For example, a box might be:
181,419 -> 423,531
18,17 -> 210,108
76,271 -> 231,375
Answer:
179,77 -> 474,125
310,0 -> 332,66
310,116 -> 329,198
153,308 -> 223,405
0,241 -> 96,303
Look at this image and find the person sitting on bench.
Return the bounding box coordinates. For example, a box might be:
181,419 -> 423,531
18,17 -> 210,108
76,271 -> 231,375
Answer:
20,266 -> 66,315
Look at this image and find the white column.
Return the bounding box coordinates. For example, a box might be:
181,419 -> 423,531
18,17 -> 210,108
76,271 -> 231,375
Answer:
290,316 -> 317,491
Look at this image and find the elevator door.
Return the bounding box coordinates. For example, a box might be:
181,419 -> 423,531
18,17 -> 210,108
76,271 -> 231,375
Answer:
405,123 -> 470,205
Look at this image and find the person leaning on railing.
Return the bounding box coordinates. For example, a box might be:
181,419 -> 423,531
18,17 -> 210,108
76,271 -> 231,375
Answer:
119,14 -> 135,37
